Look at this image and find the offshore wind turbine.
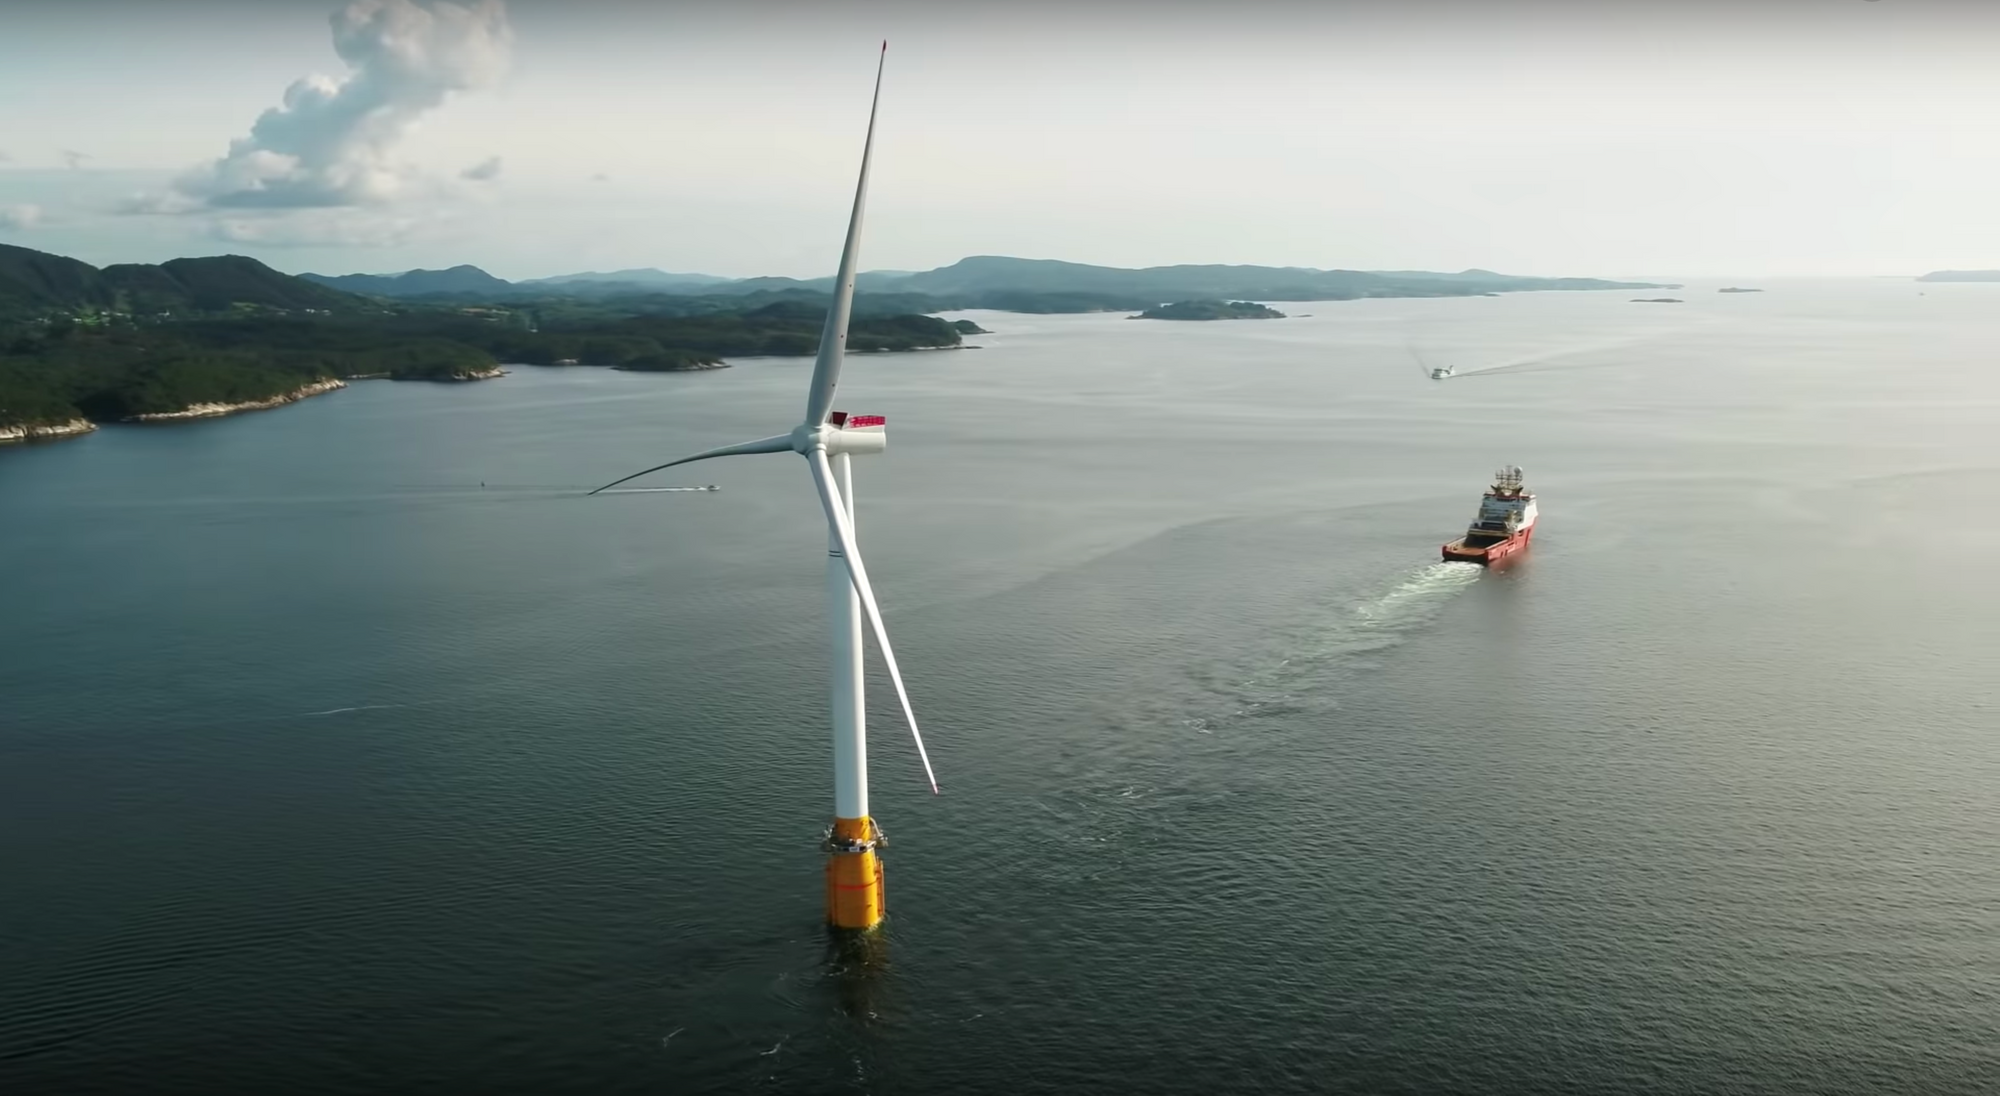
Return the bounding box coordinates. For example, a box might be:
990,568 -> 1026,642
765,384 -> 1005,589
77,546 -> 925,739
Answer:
589,43 -> 936,931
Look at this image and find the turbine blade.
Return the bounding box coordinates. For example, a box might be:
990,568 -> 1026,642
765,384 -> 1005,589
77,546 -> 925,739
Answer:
803,42 -> 888,427
807,448 -> 939,795
586,434 -> 792,495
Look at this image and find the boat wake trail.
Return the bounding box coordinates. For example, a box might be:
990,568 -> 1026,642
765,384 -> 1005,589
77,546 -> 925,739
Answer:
1190,562 -> 1483,734
302,704 -> 405,717
1353,561 -> 1484,628
1444,316 -> 1720,381
1295,561 -> 1484,661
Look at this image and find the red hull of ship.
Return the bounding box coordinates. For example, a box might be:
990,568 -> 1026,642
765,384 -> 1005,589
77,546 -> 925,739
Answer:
1442,523 -> 1535,567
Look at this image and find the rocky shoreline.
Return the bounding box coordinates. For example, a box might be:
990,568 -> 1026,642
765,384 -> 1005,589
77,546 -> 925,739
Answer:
612,360 -> 729,373
0,369 -> 514,446
128,378 -> 348,422
2,341 -> 961,448
421,366 -> 506,382
0,417 -> 99,445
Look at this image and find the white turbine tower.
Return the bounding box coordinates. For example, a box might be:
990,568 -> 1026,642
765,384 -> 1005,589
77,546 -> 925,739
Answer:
589,43 -> 936,931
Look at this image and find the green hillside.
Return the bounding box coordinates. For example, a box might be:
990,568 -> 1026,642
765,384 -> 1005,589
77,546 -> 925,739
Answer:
0,244 -> 364,318
299,264 -> 518,299
0,246 -> 116,312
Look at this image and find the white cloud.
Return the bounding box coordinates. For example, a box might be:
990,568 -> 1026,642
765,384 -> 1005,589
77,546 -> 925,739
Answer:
171,0 -> 511,210
0,204 -> 43,231
113,191 -> 201,216
206,209 -> 422,247
459,155 -> 502,181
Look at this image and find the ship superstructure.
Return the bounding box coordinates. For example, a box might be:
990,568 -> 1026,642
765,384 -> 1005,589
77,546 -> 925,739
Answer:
1441,465 -> 1538,565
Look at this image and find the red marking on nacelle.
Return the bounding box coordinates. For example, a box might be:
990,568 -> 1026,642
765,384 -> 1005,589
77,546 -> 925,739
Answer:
846,415 -> 886,428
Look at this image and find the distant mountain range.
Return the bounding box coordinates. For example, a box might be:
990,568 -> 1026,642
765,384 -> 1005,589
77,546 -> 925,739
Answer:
0,243 -> 360,316
1916,270 -> 2000,282
1,242 -> 1674,324
522,268 -> 736,289
297,264 -> 736,297
296,255 -> 1673,306
297,264 -> 513,298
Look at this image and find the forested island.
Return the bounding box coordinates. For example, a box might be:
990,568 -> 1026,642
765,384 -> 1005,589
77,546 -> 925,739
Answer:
1135,300 -> 1286,321
2,243 -> 1668,440
1631,297 -> 1684,304
1717,287 -> 1763,293
0,245 -> 969,437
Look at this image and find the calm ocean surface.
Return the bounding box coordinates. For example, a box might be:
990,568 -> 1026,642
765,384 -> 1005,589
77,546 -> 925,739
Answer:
4,280 -> 1998,1094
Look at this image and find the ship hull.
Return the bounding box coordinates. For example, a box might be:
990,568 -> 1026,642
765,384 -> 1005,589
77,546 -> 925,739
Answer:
1442,522 -> 1535,566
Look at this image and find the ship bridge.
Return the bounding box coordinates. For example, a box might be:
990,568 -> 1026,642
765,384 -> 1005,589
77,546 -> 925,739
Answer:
1465,466 -> 1537,541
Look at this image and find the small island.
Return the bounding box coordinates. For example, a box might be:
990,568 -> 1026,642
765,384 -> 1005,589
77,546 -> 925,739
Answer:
1717,287 -> 1762,294
1917,271 -> 2000,283
1134,299 -> 1286,321
950,319 -> 990,335
1630,297 -> 1684,304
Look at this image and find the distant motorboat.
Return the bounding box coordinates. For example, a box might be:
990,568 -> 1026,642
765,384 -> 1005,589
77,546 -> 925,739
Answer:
1410,343 -> 1453,381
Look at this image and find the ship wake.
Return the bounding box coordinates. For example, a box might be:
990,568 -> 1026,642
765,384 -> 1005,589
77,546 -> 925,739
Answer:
1353,561 -> 1484,629
1185,561 -> 1483,736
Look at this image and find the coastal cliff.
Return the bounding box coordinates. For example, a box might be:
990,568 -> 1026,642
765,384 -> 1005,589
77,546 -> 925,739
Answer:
0,417 -> 98,444
128,378 -> 347,422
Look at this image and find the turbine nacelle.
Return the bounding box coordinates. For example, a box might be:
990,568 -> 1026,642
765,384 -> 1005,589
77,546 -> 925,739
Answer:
796,412 -> 887,458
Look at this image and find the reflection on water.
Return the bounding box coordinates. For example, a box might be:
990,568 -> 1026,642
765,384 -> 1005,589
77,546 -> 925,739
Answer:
823,930 -> 892,1022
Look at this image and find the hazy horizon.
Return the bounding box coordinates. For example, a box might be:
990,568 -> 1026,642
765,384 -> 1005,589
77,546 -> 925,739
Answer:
5,0 -> 1998,281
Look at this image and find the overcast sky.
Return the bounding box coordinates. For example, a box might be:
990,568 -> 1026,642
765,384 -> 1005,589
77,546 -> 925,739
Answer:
2,0 -> 1996,280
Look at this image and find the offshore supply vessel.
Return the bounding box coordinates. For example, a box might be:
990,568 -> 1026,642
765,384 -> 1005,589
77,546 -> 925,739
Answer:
1442,465 -> 1538,566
